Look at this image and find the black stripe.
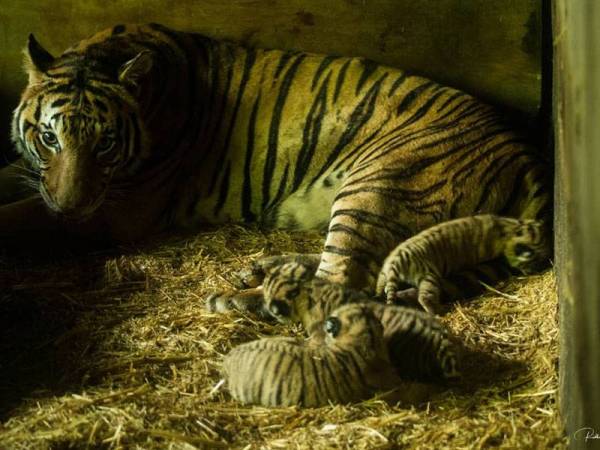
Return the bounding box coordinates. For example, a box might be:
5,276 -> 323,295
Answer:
343,351 -> 370,390
310,354 -> 333,403
34,95 -> 43,123
268,163 -> 290,210
355,58 -> 379,94
475,158 -> 537,214
93,98 -> 109,113
452,137 -> 522,185
311,55 -> 337,90
328,223 -> 379,246
309,73 -> 387,186
242,95 -> 261,222
352,115 -> 508,176
261,54 -> 306,211
320,354 -> 345,401
45,83 -> 75,96
274,51 -> 297,79
388,72 -> 410,96
347,136 -> 462,184
274,354 -> 297,405
330,122 -> 388,173
208,48 -> 257,195
436,91 -> 464,112
333,60 -> 351,102
213,162 -> 231,215
331,208 -> 412,237
254,353 -> 273,402
50,98 -> 70,108
323,245 -> 378,266
432,98 -> 480,124
441,102 -> 492,125
299,354 -> 307,406
335,180 -> 447,203
396,81 -> 435,115
292,72 -> 330,190
396,89 -> 445,129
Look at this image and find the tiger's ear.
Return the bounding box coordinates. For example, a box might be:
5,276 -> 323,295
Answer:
24,34 -> 55,84
118,51 -> 153,92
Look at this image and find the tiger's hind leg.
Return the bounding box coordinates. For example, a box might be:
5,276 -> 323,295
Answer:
439,259 -> 517,304
417,275 -> 445,315
389,261 -> 517,312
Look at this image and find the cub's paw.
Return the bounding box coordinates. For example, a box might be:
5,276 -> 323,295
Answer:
417,291 -> 449,316
231,254 -> 321,289
231,263 -> 265,290
205,287 -> 271,319
388,287 -> 419,304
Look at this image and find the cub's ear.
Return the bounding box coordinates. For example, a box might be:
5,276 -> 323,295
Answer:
24,34 -> 55,84
118,51 -> 153,92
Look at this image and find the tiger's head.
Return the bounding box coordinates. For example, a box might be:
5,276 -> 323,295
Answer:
324,304 -> 386,357
502,219 -> 551,274
263,262 -> 314,325
11,34 -> 153,220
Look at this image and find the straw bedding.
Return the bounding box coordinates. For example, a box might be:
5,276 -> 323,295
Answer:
0,225 -> 566,449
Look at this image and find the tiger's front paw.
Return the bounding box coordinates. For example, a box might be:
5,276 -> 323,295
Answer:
205,287 -> 271,319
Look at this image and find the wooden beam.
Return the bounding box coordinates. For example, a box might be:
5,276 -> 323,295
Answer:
554,0 -> 600,448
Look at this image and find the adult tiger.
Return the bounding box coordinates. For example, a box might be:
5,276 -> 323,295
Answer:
3,23 -> 551,301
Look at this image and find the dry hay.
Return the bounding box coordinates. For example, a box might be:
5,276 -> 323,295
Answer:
0,225 -> 566,449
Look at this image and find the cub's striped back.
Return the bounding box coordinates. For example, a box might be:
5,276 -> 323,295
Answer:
376,214 -> 551,313
368,302 -> 460,380
223,304 -> 389,407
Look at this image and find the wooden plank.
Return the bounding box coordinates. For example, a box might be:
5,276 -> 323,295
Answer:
554,0 -> 600,448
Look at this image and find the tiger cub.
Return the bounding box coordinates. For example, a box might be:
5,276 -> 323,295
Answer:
263,262 -> 459,380
376,214 -> 551,314
262,261 -> 365,333
223,303 -> 396,407
368,302 -> 460,380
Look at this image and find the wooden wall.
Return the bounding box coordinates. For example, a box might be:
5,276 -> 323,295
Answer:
0,0 -> 541,154
554,1 -> 600,449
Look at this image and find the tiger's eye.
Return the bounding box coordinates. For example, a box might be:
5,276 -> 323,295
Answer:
324,317 -> 341,338
514,243 -> 533,259
269,300 -> 291,317
97,136 -> 115,152
41,131 -> 58,146
285,287 -> 300,300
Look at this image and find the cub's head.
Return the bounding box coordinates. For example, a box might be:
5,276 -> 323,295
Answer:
503,219 -> 551,274
263,262 -> 314,324
11,34 -> 153,220
324,304 -> 385,355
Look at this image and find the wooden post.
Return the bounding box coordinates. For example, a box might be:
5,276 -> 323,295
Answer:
554,1 -> 600,448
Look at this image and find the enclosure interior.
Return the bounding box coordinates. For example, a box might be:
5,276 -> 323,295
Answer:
0,1 -> 567,449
